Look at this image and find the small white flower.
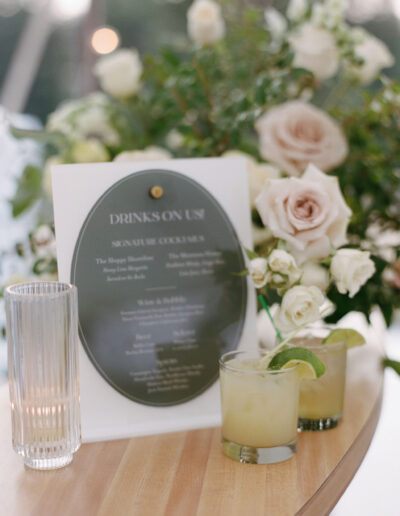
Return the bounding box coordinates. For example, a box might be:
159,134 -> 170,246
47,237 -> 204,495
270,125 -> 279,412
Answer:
289,23 -> 339,80
300,261 -> 330,292
331,249 -> 375,298
113,146 -> 172,162
287,0 -> 308,21
277,285 -> 325,332
32,225 -> 57,258
94,48 -> 143,99
166,130 -> 184,150
349,31 -> 394,85
268,249 -> 301,285
70,139 -> 110,163
222,150 -> 280,207
249,257 -> 269,289
264,8 -> 287,40
187,0 -> 225,46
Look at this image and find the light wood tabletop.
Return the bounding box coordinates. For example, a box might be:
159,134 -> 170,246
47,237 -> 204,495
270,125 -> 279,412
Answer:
0,322 -> 384,516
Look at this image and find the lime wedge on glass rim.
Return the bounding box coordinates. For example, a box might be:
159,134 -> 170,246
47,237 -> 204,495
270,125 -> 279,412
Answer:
322,328 -> 366,349
267,347 -> 326,379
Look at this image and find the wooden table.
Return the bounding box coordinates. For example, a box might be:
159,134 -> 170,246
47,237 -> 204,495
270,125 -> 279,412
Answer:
0,325 -> 384,516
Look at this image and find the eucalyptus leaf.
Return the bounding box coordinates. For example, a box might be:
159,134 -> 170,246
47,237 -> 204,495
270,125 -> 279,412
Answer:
10,166 -> 43,217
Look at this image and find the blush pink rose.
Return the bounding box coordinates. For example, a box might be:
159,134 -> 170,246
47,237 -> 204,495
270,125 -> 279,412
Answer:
255,163 -> 352,263
255,101 -> 348,177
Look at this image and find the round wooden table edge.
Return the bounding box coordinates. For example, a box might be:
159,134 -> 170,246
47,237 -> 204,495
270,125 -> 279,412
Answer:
296,374 -> 384,516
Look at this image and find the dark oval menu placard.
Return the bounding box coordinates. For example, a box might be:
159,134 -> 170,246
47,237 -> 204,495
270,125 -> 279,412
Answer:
71,169 -> 247,406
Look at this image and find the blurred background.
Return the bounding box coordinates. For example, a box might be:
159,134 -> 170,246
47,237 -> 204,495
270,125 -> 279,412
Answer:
1,0 -> 400,121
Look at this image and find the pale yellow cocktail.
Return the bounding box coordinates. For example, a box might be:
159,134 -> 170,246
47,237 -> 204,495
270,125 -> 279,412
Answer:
219,351 -> 299,464
293,334 -> 347,430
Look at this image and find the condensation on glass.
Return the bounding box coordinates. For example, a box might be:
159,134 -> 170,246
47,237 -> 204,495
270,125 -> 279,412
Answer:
5,282 -> 81,470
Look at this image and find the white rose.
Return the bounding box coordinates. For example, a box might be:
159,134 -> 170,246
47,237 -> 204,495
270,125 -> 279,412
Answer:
289,23 -> 339,80
264,8 -> 287,40
222,150 -> 280,207
268,249 -> 301,285
277,285 -> 325,332
331,249 -> 375,298
70,139 -> 110,163
75,106 -> 120,146
113,146 -> 172,162
255,101 -> 348,177
350,31 -> 394,85
249,257 -> 269,289
93,49 -> 142,99
43,156 -> 63,199
255,164 -> 352,264
46,93 -> 119,146
300,261 -> 330,292
287,0 -> 308,21
187,0 -> 225,46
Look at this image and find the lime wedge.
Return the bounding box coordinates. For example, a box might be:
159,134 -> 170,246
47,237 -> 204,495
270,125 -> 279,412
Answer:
322,328 -> 366,349
268,347 -> 326,379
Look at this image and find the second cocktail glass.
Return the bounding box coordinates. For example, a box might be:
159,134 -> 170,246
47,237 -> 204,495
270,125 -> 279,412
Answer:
291,328 -> 347,431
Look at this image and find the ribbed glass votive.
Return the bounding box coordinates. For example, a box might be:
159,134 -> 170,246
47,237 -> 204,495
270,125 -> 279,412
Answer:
5,282 -> 81,470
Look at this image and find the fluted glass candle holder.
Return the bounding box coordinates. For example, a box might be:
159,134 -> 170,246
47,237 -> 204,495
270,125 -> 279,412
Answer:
5,282 -> 81,470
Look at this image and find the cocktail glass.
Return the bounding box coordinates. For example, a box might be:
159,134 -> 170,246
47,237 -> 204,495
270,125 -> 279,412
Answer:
219,350 -> 299,464
291,328 -> 347,431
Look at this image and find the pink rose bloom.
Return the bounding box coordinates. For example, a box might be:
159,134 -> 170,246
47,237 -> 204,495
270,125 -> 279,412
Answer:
255,164 -> 352,263
255,101 -> 348,177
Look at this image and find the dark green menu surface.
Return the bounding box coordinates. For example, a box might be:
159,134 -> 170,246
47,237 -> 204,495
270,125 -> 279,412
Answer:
71,169 -> 247,406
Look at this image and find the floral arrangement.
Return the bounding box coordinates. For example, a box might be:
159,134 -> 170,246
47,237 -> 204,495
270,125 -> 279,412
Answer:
4,0 -> 400,368
246,162 -> 374,338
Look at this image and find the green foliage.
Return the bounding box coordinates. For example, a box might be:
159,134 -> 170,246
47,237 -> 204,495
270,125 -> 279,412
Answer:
5,0 -> 400,326
331,82 -> 400,241
383,358 -> 400,377
10,165 -> 43,217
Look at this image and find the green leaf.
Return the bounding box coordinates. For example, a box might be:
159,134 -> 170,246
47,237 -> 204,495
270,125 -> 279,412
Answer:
231,269 -> 249,276
10,126 -> 64,146
32,258 -> 57,275
10,165 -> 43,217
382,358 -> 400,377
244,247 -> 259,260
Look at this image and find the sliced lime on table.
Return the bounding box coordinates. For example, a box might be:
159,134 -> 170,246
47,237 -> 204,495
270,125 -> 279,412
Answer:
268,347 -> 326,379
322,328 -> 365,349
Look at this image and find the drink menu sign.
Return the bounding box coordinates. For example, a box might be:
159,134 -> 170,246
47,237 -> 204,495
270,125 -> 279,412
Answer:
53,158 -> 256,442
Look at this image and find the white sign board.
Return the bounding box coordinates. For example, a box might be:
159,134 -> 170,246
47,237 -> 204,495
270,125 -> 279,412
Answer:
52,158 -> 256,442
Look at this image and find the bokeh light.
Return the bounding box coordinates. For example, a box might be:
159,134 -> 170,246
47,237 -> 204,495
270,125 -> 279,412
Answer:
91,26 -> 120,55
